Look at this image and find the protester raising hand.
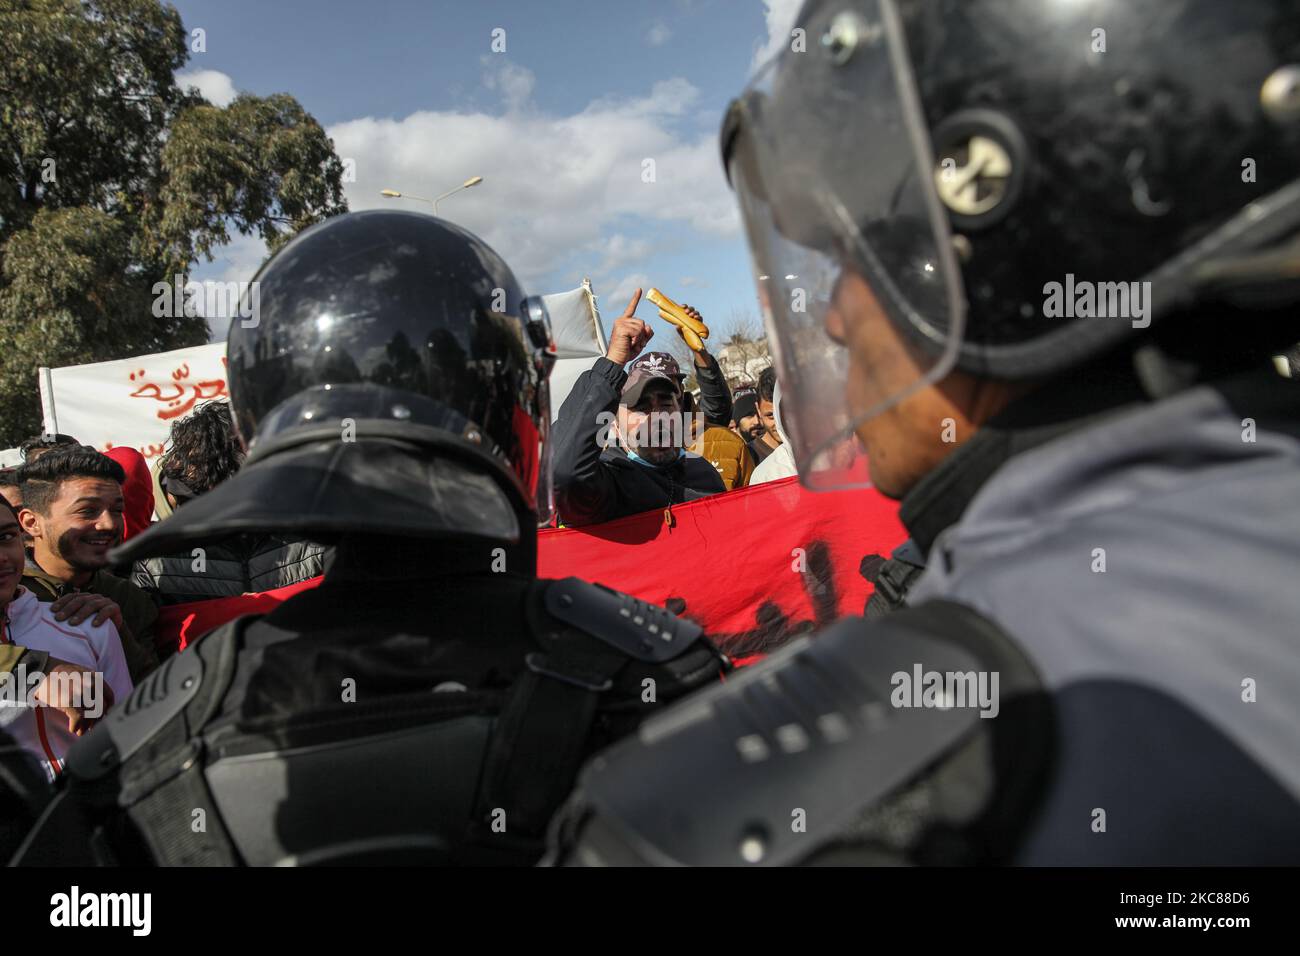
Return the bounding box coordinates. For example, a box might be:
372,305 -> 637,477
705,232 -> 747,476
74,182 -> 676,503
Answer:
604,288 -> 654,365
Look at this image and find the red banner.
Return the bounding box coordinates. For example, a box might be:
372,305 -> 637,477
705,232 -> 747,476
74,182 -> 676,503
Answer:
157,476 -> 905,655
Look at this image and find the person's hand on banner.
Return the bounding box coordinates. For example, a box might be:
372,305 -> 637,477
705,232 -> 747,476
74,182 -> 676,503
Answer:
605,288 -> 654,365
51,592 -> 124,631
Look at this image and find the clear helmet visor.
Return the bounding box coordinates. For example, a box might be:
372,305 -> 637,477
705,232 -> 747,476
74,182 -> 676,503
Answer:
531,378 -> 555,527
519,295 -> 556,527
727,0 -> 966,491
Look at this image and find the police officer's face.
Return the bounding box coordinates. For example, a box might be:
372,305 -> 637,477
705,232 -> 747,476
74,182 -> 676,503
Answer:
824,269 -> 1018,498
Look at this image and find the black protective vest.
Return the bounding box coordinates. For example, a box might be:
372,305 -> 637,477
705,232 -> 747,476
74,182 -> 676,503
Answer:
17,577 -> 727,866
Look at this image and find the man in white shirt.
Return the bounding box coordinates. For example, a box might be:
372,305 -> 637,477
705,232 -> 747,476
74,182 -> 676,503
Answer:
0,502 -> 131,781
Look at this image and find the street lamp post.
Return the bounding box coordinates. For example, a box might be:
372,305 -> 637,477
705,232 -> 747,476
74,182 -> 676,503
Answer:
380,176 -> 483,215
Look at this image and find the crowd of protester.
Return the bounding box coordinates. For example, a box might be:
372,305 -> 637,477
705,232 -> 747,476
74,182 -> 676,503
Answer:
0,402 -> 329,779
132,401 -> 329,605
0,292 -> 781,780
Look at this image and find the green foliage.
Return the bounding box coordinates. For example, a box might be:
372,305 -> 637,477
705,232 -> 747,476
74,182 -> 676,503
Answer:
0,0 -> 348,446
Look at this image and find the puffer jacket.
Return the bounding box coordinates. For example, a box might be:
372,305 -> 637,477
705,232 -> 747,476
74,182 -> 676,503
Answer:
132,534 -> 330,605
690,426 -> 754,490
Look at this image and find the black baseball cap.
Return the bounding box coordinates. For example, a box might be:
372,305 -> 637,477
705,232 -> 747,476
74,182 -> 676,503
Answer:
621,367 -> 680,408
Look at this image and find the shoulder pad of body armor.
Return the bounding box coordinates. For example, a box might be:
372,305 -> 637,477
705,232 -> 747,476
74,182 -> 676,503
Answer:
550,599 -> 1046,866
65,647 -> 204,783
65,614 -> 252,784
537,577 -> 704,664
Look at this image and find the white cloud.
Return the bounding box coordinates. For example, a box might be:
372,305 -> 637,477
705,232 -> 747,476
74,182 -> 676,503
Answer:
587,77 -> 699,118
607,273 -> 651,312
175,68 -> 237,107
480,57 -> 535,113
209,231 -> 268,285
181,62 -> 740,306
647,21 -> 672,47
188,231 -> 268,341
751,0 -> 804,72
593,234 -> 653,274
328,62 -> 739,294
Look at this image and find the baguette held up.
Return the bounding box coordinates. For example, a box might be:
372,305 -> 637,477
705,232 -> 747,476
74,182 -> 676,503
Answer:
647,288 -> 709,341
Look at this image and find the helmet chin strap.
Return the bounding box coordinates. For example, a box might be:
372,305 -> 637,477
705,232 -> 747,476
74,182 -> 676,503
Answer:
1188,233 -> 1300,310
1132,343 -> 1200,401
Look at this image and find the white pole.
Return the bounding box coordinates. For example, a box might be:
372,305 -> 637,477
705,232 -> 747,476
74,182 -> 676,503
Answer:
37,367 -> 58,437
583,278 -> 609,353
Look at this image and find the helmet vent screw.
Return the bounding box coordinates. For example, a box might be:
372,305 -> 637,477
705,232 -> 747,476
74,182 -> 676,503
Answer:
739,826 -> 769,864
1262,65 -> 1300,123
821,11 -> 880,65
934,135 -> 1013,217
391,404 -> 411,420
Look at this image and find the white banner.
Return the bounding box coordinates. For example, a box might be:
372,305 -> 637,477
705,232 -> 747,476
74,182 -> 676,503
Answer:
37,283 -> 608,461
544,279 -> 608,422
41,342 -> 229,464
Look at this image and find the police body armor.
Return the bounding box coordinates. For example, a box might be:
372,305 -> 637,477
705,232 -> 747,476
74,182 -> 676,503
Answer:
17,577 -> 725,866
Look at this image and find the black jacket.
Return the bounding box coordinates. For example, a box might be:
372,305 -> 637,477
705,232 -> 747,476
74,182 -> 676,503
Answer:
132,534 -> 330,605
690,350 -> 733,427
552,357 -> 726,526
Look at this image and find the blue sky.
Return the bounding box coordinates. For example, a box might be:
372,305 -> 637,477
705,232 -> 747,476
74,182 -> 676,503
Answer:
170,0 -> 803,343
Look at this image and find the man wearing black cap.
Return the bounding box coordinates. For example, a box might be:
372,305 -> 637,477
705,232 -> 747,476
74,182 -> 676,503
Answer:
552,289 -> 726,527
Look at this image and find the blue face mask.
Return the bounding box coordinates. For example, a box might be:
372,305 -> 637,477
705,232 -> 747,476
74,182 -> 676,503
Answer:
627,449 -> 685,467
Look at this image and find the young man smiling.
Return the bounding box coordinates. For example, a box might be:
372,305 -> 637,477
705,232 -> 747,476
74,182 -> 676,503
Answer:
0,499 -> 129,781
16,449 -> 159,682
